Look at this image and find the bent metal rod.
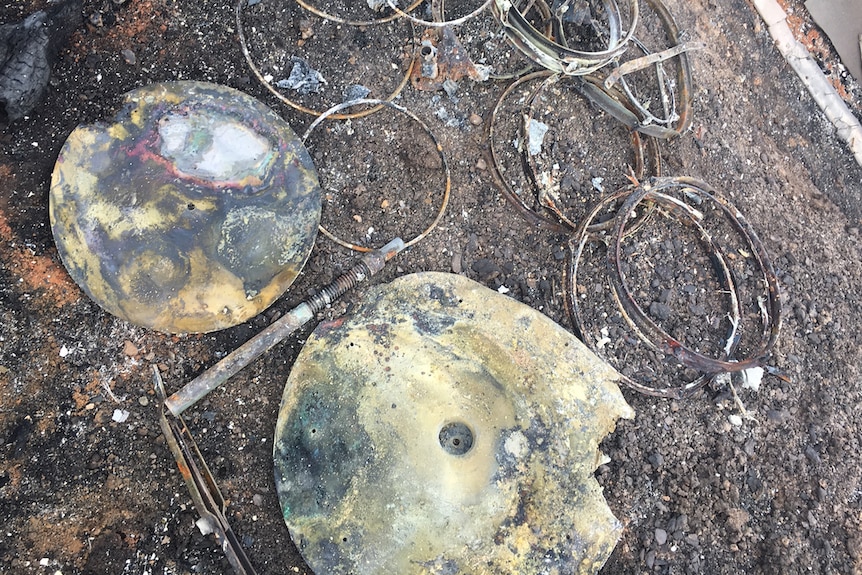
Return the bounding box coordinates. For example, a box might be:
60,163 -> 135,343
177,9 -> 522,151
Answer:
163,237 -> 406,416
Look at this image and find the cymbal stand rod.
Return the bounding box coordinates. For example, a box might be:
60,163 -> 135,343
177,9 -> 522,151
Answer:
164,238 -> 405,416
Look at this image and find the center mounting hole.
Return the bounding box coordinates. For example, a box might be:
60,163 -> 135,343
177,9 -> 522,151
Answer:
439,421 -> 473,455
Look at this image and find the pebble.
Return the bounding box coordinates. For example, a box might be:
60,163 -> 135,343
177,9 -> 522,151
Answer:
688,303 -> 707,316
746,473 -> 763,493
804,445 -> 821,466
471,258 -> 500,279
468,113 -> 483,126
816,484 -> 826,501
465,233 -> 479,254
649,301 -> 672,321
686,533 -> 699,546
645,549 -> 656,568
725,508 -> 750,533
138,396 -> 149,407
767,408 -> 788,423
451,251 -> 462,274
123,340 -> 139,357
655,528 -> 668,546
121,49 -> 137,65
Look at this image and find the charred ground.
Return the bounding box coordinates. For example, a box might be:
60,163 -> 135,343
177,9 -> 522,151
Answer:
1,0 -> 861,574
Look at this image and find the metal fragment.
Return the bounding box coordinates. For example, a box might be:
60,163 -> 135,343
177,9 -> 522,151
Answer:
302,99 -> 451,252
274,272 -> 634,575
154,367 -> 258,575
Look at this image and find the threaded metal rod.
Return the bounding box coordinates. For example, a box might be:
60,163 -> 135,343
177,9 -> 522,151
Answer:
164,238 -> 405,416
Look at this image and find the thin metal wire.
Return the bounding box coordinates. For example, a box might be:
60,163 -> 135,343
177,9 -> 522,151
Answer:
295,0 -> 424,26
301,98 -> 451,252
236,0 -> 416,119
385,0 -> 495,27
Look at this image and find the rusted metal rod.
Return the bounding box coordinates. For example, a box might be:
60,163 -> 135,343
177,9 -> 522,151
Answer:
164,238 -> 405,416
154,369 -> 258,575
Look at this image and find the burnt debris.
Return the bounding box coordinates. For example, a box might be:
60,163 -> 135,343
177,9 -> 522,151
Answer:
0,0 -> 82,122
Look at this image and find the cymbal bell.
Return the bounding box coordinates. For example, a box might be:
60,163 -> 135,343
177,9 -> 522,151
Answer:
274,272 -> 633,574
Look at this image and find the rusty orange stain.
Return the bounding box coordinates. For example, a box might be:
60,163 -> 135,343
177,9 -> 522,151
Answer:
0,208 -> 81,307
69,0 -> 168,56
3,462 -> 23,490
781,5 -> 854,105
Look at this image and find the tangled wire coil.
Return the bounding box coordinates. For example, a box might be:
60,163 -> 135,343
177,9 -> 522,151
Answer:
563,176 -> 782,398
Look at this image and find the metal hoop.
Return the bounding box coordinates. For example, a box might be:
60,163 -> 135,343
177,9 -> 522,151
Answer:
301,99 -> 451,252
236,0 -> 416,119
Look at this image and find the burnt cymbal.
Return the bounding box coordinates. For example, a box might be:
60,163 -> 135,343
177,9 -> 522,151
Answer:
274,272 -> 633,575
50,81 -> 321,334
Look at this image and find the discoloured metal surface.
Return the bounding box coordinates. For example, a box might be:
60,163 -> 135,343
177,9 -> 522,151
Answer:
274,272 -> 633,575
49,81 -> 321,333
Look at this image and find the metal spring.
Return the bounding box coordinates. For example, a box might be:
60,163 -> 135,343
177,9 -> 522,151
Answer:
306,261 -> 372,314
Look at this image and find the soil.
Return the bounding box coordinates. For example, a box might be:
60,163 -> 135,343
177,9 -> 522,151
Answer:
2,1 -> 862,574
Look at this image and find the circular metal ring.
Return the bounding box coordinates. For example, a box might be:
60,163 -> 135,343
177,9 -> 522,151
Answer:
486,70 -> 564,232
521,73 -> 661,232
608,178 -> 781,375
486,71 -> 661,234
492,0 -> 639,76
236,0 -> 416,119
386,0 -> 494,27
295,0 -> 424,26
301,99 -> 451,252
562,186 -> 737,398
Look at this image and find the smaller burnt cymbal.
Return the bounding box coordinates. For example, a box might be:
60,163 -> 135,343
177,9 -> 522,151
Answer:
49,81 -> 321,334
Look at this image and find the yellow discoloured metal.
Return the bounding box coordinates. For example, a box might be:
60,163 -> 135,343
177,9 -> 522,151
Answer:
107,122 -> 130,141
50,81 -> 321,333
274,272 -> 633,575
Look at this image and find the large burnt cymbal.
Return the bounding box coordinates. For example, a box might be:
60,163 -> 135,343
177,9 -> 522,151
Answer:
49,81 -> 321,334
274,272 -> 634,575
